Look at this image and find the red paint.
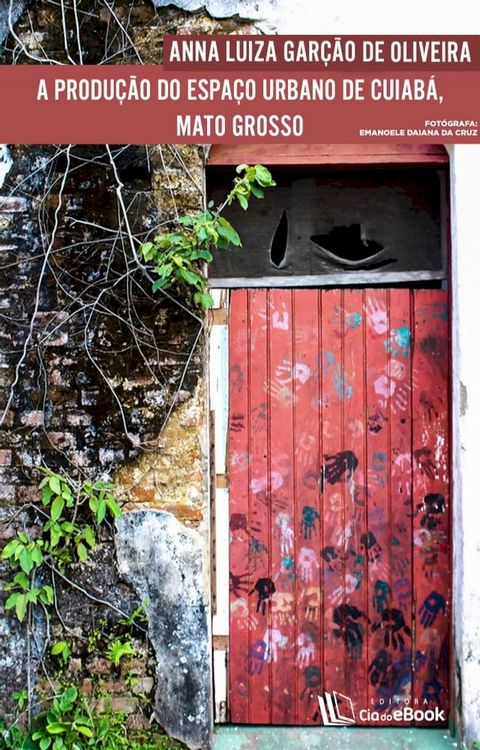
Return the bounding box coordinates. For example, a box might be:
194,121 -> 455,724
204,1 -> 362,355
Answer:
228,289 -> 450,726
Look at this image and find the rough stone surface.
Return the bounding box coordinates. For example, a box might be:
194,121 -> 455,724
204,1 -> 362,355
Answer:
116,510 -> 210,750
0,1 -> 26,45
152,0 -> 275,20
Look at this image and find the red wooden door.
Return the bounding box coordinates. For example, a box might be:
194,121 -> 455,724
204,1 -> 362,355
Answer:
228,288 -> 450,726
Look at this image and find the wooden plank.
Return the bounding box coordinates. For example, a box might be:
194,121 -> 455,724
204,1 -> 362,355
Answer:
245,289 -> 271,723
412,290 -> 450,726
364,288 -> 394,723
228,289 -> 251,723
210,271 -> 446,288
208,144 -> 449,166
341,288 -> 369,711
292,289 -> 322,724
320,289 -> 347,698
267,289 -> 296,724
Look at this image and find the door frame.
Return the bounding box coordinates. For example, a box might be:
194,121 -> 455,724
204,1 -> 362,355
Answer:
206,144 -> 454,731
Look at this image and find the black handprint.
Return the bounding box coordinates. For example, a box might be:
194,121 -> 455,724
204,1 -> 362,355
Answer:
229,571 -> 251,597
249,577 -> 275,615
324,451 -> 358,484
368,649 -> 391,687
333,604 -> 369,660
372,608 -> 412,651
419,591 -> 446,627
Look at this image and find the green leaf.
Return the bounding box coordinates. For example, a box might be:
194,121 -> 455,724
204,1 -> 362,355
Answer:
42,487 -> 54,506
236,163 -> 248,174
96,498 -> 107,524
217,217 -> 242,247
83,526 -> 96,548
249,183 -> 264,199
177,268 -> 202,287
46,723 -> 68,735
237,193 -> 248,210
50,496 -> 65,522
17,532 -> 29,544
49,476 -> 62,496
31,545 -> 44,565
51,641 -> 68,656
106,496 -> 122,519
75,726 -> 93,738
1,539 -> 19,559
40,585 -> 54,605
12,571 -> 30,590
15,593 -> 28,622
152,278 -> 169,292
40,737 -> 52,750
5,593 -> 19,610
19,547 -> 33,574
254,164 -> 275,186
77,542 -> 88,562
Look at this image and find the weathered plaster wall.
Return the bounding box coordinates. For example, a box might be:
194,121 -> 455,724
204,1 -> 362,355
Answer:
449,144 -> 480,746
117,511 -> 211,749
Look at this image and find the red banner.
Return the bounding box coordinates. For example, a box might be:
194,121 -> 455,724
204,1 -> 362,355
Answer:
0,65 -> 478,143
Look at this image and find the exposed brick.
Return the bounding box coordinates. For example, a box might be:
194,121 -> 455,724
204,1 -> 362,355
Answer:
21,411 -> 44,427
86,657 -> 112,676
66,412 -> 92,427
44,432 -> 76,450
0,197 -> 29,213
0,485 -> 16,502
109,697 -> 138,714
0,451 -> 12,466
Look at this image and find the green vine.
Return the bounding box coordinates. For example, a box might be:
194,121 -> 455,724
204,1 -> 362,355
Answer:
140,163 -> 276,309
1,469 -> 122,623
0,471 -> 183,749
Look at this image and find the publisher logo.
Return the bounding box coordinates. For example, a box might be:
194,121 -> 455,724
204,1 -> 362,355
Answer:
317,691 -> 356,726
317,691 -> 446,726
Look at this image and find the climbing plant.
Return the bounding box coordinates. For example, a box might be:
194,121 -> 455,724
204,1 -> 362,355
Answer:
140,163 -> 276,309
1,469 -> 122,623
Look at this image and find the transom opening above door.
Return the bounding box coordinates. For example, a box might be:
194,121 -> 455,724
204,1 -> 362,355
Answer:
206,145 -> 449,289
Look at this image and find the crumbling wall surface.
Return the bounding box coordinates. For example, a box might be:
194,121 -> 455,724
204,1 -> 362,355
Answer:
0,3 -> 258,747
117,511 -> 210,749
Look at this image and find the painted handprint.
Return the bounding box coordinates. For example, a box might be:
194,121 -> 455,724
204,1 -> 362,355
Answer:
297,632 -> 316,667
303,586 -> 321,620
365,297 -> 388,335
414,448 -> 437,481
249,577 -> 276,615
274,556 -> 295,589
323,450 -> 358,484
373,579 -> 391,614
229,571 -> 251,597
275,512 -> 294,554
262,628 -> 288,663
332,604 -> 370,660
298,547 -> 320,583
372,608 -> 412,651
420,391 -> 438,422
332,574 -> 358,606
246,639 -> 266,675
301,505 -> 320,540
368,648 -> 391,688
419,591 -> 446,627
385,326 -> 412,358
230,598 -> 258,630
271,591 -> 294,626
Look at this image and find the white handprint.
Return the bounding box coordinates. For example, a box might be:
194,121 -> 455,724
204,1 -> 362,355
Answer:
298,547 -> 320,583
365,297 -> 388,335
